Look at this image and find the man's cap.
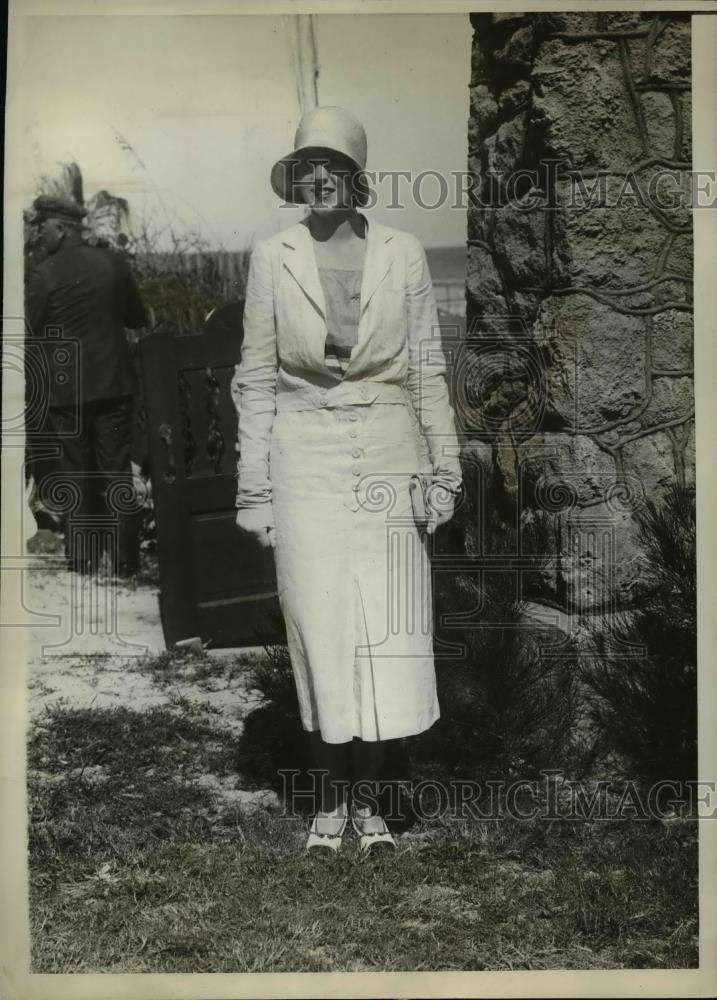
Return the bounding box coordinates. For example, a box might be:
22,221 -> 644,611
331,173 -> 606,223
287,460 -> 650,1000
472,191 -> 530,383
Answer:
32,196 -> 87,224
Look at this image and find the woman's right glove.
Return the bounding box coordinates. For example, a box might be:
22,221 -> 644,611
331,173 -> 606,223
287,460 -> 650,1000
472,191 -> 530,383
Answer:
235,506 -> 276,549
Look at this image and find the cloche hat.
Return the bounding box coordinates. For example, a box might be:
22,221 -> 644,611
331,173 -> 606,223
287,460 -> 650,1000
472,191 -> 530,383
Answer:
270,105 -> 368,205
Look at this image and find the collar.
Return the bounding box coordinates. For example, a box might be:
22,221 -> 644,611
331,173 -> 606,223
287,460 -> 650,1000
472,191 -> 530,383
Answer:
279,210 -> 393,251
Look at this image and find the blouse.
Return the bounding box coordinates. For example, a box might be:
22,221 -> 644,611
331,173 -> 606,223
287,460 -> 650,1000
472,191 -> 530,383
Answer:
317,266 -> 363,379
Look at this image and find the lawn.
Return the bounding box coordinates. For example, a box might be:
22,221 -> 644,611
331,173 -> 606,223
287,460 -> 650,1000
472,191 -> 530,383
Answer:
27,653 -> 699,973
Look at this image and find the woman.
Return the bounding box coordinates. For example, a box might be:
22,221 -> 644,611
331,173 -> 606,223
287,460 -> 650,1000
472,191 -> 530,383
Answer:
234,106 -> 462,852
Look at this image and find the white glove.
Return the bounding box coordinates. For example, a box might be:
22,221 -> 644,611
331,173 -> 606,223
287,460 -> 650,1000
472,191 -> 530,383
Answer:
425,482 -> 458,535
235,506 -> 276,549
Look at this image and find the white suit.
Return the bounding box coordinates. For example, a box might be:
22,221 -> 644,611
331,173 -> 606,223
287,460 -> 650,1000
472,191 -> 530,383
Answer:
233,211 -> 462,743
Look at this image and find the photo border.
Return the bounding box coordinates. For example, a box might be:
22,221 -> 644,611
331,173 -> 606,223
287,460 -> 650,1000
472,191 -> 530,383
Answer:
2,2 -> 716,997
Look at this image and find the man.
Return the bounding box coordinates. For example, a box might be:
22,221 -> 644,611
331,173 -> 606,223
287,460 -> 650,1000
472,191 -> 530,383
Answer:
25,195 -> 148,575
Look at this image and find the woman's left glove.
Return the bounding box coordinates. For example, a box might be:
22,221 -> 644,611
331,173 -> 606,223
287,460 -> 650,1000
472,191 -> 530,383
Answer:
425,481 -> 459,535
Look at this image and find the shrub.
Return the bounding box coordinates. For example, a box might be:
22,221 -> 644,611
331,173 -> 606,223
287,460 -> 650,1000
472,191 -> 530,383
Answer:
425,458 -> 582,781
579,482 -> 697,788
232,641 -> 313,800
431,572 -> 581,781
245,642 -> 296,716
128,214 -> 251,334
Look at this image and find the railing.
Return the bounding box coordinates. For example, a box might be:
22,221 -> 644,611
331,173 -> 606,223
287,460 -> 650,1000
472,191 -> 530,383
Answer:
145,250 -> 250,299
139,252 -> 466,329
433,282 -> 466,318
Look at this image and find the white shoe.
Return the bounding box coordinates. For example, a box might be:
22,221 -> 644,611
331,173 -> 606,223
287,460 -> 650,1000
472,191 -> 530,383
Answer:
351,805 -> 397,853
305,803 -> 348,853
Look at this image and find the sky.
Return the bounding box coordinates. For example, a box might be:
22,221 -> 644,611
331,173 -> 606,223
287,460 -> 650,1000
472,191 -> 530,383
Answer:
17,13 -> 471,250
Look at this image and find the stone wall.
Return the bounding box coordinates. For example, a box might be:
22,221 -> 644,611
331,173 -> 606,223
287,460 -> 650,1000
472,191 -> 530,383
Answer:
464,11 -> 693,611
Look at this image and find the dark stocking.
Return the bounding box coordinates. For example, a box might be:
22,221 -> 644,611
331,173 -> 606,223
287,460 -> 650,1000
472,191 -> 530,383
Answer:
308,731 -> 351,813
351,738 -> 385,814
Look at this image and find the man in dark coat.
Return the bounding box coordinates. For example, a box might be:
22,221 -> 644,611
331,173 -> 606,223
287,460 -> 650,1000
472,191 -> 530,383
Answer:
25,195 -> 148,575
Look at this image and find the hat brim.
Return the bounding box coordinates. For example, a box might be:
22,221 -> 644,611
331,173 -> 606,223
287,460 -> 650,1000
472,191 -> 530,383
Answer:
37,212 -> 86,225
34,208 -> 87,225
270,145 -> 364,204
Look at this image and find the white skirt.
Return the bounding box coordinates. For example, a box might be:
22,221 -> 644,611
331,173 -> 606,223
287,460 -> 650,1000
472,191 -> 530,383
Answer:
269,399 -> 440,744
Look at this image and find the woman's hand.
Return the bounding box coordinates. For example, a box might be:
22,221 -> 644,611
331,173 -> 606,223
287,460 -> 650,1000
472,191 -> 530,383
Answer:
425,482 -> 457,535
235,507 -> 276,549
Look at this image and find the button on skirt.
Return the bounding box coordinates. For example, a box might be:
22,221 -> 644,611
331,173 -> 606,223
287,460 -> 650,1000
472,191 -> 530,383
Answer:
269,400 -> 440,744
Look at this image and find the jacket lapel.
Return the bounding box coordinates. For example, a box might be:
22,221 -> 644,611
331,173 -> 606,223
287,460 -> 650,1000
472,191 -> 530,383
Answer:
279,213 -> 395,372
280,221 -> 327,318
279,213 -> 394,319
358,214 -> 394,315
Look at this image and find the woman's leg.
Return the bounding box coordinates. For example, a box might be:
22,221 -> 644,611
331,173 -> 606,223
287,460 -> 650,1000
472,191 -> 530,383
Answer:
350,739 -> 396,849
351,738 -> 385,815
308,730 -> 351,814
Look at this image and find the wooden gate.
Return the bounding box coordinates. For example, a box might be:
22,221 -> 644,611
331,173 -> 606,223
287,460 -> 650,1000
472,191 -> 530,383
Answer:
139,310 -> 285,649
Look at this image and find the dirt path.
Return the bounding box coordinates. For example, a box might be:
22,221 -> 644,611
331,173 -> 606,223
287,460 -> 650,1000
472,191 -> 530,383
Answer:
24,534 -> 266,735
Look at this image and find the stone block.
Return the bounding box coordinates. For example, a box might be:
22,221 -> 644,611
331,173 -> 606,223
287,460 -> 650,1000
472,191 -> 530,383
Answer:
491,24 -> 535,76
552,182 -> 672,290
546,12 -> 600,34
663,232 -> 693,279
496,433 -> 618,506
641,90 -> 678,160
466,243 -> 508,320
469,84 -> 499,146
621,429 -> 677,498
559,504 -> 647,611
491,201 -> 549,287
484,113 -> 526,177
493,434 -> 646,610
650,17 -> 691,85
535,295 -> 648,431
603,12 -> 654,31
639,375 -> 694,427
497,81 -> 531,117
649,308 -> 695,374
531,39 -> 646,171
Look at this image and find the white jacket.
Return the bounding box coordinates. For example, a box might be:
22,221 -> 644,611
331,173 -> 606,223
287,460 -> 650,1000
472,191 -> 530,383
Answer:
233,211 -> 462,529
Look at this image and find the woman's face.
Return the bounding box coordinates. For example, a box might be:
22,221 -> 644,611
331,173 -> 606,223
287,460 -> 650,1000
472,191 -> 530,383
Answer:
295,150 -> 356,213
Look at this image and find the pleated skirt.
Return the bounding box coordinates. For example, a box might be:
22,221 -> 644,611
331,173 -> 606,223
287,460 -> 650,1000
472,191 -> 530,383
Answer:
269,399 -> 440,744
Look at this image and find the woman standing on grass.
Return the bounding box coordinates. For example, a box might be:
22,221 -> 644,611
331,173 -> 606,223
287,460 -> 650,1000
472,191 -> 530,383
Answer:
233,106 -> 462,853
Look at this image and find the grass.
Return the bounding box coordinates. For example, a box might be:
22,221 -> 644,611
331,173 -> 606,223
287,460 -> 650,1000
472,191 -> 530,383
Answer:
130,645 -> 267,690
27,694 -> 699,972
